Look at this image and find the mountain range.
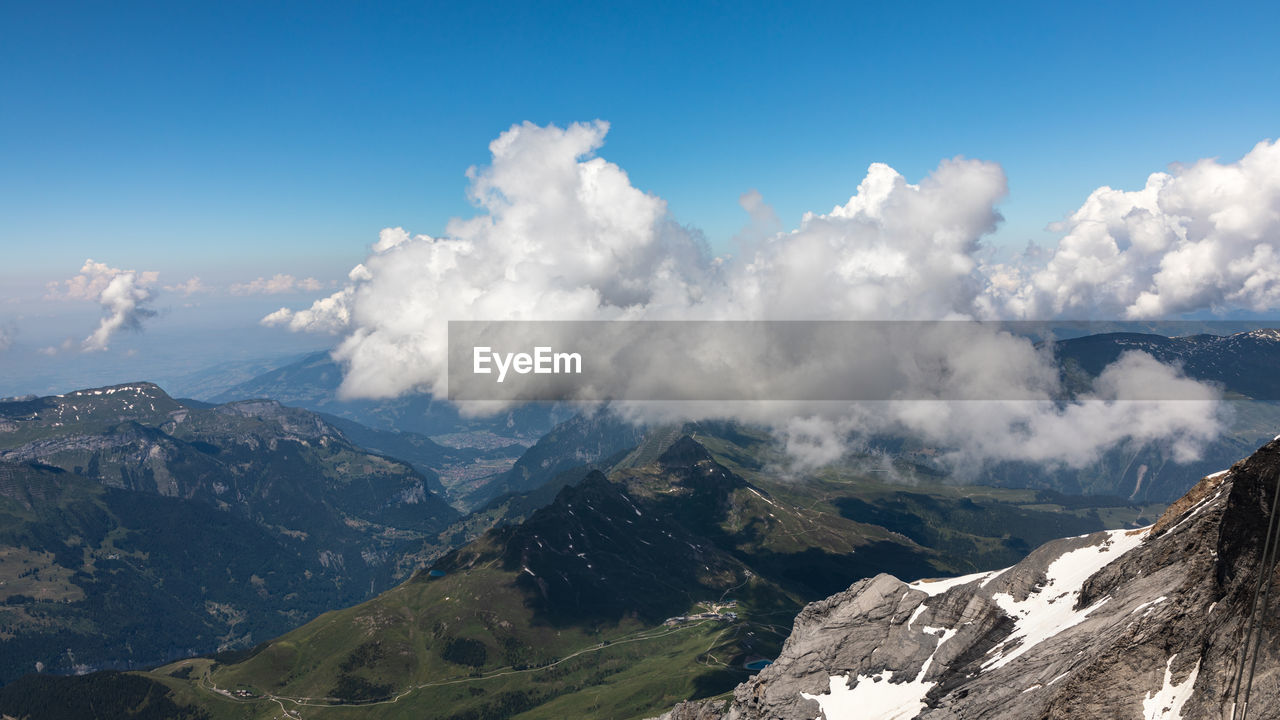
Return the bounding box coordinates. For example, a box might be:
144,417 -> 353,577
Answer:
0,383 -> 459,683
0,430 -> 1156,719
1053,328 -> 1280,400
207,350 -> 567,443
0,329 -> 1277,718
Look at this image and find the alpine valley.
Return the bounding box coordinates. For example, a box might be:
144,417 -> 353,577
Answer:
0,329 -> 1277,720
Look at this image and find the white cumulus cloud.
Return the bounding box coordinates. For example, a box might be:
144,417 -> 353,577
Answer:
989,138 -> 1280,319
48,260 -> 159,352
268,120 -> 710,398
263,121 -> 1243,471
720,158 -> 1006,321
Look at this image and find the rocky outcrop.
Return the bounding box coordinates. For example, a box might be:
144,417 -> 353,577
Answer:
658,438 -> 1280,719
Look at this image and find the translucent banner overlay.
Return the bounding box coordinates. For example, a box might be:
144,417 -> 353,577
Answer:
447,321 -> 1280,402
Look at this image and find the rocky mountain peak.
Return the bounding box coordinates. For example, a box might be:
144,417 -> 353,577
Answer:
1241,328 -> 1280,342
0,382 -> 184,429
61,381 -> 171,400
659,437 -> 1280,720
659,435 -> 715,467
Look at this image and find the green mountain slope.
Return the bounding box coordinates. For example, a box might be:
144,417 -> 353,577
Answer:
180,438 -> 807,718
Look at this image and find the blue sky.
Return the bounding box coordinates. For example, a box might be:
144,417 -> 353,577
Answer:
1,0 -> 1278,393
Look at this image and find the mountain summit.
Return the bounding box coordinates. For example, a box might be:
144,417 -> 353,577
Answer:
661,437 -> 1280,720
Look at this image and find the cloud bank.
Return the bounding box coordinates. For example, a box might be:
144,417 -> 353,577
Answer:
164,276 -> 206,296
232,274 -> 324,295
265,122 -> 1280,470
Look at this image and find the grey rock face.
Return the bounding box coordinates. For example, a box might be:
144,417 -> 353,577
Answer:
657,438 -> 1280,720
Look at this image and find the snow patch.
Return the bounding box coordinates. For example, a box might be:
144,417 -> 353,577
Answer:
906,603 -> 927,629
1130,596 -> 1168,616
983,528 -> 1147,671
918,626 -> 956,675
801,671 -> 932,720
747,487 -> 777,507
804,619 -> 959,718
1143,654 -> 1200,720
909,568 -> 999,597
